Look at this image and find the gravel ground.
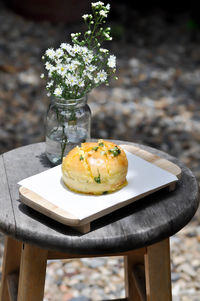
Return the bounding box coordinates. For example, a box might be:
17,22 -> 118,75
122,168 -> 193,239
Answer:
0,2 -> 200,300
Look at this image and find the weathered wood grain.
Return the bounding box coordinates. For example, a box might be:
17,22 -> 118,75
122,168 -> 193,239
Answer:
1,141 -> 199,255
0,156 -> 16,235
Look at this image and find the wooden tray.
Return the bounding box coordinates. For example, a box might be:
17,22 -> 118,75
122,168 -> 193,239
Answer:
19,145 -> 181,233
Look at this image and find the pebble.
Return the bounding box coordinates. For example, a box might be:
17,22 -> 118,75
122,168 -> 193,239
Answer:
1,2 -> 200,300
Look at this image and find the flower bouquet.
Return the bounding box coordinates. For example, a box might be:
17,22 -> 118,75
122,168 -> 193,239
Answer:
42,1 -> 117,164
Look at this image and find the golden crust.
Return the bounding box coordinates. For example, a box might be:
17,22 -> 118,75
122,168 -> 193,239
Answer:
62,140 -> 128,194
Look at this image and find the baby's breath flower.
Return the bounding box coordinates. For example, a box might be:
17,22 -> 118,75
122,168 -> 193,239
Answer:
92,1 -> 104,7
46,81 -> 53,88
42,2 -> 116,100
66,74 -> 77,86
60,43 -> 67,49
46,48 -> 55,59
45,62 -> 53,71
99,10 -> 107,17
54,87 -> 63,97
40,73 -> 44,78
97,70 -> 107,82
55,48 -> 64,57
94,77 -> 100,84
77,79 -> 85,87
107,55 -> 116,68
100,48 -> 108,53
73,44 -> 80,54
87,65 -> 96,72
82,14 -> 89,20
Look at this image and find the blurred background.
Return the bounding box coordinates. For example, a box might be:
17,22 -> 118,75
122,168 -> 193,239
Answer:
0,1 -> 200,300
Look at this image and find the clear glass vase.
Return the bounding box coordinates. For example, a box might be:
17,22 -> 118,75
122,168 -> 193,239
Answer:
45,95 -> 91,165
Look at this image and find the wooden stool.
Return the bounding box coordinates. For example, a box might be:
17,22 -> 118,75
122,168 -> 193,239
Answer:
0,141 -> 199,301
0,236 -> 171,301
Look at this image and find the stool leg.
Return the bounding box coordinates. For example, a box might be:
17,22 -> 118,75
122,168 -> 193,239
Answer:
17,243 -> 48,301
144,238 -> 172,301
124,251 -> 145,301
0,236 -> 22,301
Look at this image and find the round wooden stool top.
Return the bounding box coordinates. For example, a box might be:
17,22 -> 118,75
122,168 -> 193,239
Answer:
0,141 -> 199,255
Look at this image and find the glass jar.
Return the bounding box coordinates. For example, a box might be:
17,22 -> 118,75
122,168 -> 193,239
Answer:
45,95 -> 91,165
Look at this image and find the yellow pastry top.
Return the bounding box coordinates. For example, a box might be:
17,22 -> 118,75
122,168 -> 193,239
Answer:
62,139 -> 128,195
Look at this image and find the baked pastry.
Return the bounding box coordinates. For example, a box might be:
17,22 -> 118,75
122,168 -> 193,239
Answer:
62,139 -> 128,194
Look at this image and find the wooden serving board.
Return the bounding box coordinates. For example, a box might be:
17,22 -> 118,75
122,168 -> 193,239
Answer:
19,145 -> 181,233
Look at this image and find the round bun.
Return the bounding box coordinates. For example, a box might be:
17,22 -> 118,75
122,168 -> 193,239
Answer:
62,140 -> 128,194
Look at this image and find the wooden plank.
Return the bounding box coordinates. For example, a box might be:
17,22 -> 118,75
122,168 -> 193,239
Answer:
124,250 -> 145,301
144,239 -> 172,301
102,299 -> 127,301
132,264 -> 146,301
0,156 -> 16,235
0,236 -> 21,301
17,243 -> 48,301
7,273 -> 18,301
47,247 -> 146,260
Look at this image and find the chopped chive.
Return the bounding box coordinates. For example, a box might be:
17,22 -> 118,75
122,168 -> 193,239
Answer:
98,142 -> 104,147
79,155 -> 84,160
92,146 -> 99,151
108,146 -> 121,157
94,174 -> 101,183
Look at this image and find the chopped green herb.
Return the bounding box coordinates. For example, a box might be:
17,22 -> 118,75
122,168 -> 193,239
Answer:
79,155 -> 84,160
98,142 -> 104,147
102,191 -> 108,194
94,174 -> 101,184
108,146 -> 121,157
92,146 -> 99,151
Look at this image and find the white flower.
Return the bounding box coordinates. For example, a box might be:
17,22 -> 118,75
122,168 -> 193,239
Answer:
40,73 -> 44,78
60,43 -> 68,50
86,30 -> 91,35
46,48 -> 55,59
46,81 -> 53,88
66,74 -> 77,86
104,32 -> 110,39
94,77 -> 100,84
97,70 -> 107,82
47,92 -> 51,97
67,64 -> 75,72
84,57 -> 92,65
45,62 -> 53,71
107,55 -> 116,68
99,10 -> 107,17
92,1 -> 104,7
86,65 -> 96,72
82,14 -> 89,20
81,46 -> 88,55
73,44 -> 81,54
77,79 -> 85,87
63,43 -> 73,54
100,48 -> 108,53
54,87 -> 63,97
57,65 -> 66,76
55,48 -> 64,57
